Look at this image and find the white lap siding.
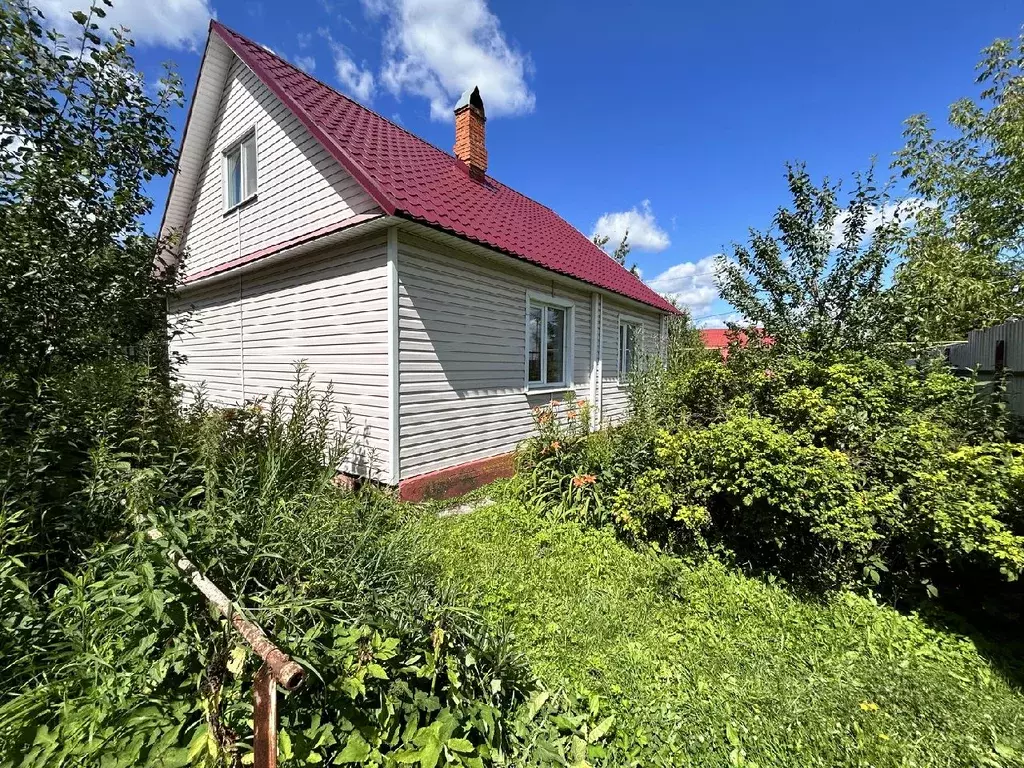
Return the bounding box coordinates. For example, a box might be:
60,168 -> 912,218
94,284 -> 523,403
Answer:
179,56 -> 380,280
169,279 -> 242,407
600,297 -> 664,426
169,235 -> 390,478
397,233 -> 593,480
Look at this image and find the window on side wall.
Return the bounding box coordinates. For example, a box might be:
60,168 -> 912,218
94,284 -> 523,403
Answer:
526,294 -> 572,390
224,131 -> 257,211
618,318 -> 643,379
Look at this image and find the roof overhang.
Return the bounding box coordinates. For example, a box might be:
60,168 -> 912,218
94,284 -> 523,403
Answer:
157,29 -> 236,264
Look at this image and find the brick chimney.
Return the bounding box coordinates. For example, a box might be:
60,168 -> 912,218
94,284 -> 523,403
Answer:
453,86 -> 487,179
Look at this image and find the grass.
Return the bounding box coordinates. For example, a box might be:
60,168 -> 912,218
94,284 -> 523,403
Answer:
424,491 -> 1024,767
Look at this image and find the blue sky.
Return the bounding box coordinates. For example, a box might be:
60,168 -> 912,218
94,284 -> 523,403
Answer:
43,0 -> 1023,323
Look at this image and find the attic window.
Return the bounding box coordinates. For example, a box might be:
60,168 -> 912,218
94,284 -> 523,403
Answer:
224,131 -> 257,210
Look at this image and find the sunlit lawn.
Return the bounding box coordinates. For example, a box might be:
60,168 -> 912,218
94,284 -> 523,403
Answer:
425,495 -> 1024,767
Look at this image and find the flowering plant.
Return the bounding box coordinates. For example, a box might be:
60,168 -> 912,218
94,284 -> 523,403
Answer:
517,392 -> 606,523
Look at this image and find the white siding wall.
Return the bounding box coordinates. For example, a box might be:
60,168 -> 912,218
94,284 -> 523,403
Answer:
947,319 -> 1024,372
169,235 -> 391,477
179,56 -> 379,279
396,232 -> 663,480
946,319 -> 1024,419
600,297 -> 663,425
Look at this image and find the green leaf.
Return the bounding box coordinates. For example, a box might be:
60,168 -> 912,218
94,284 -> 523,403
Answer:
71,10 -> 88,24
588,716 -> 615,743
279,730 -> 293,761
334,732 -> 370,764
526,690 -> 550,721
446,738 -> 474,754
391,749 -> 423,764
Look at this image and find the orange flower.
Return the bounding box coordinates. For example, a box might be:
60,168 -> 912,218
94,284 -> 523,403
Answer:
572,474 -> 596,487
576,399 -> 587,408
549,399 -> 561,407
550,441 -> 561,451
566,408 -> 578,420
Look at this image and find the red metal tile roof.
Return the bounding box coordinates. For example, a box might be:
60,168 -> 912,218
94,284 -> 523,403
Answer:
700,328 -> 771,359
211,21 -> 676,314
700,328 -> 733,350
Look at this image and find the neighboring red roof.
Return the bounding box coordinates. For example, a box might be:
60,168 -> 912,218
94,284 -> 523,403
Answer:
209,22 -> 675,314
700,328 -> 770,358
700,328 -> 733,350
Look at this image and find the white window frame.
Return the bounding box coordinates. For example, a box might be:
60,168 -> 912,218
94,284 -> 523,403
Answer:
618,313 -> 644,382
525,291 -> 574,393
223,128 -> 258,213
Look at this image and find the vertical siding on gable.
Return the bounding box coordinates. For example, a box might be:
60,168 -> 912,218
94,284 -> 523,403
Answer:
600,297 -> 663,425
179,57 -> 379,279
397,233 -> 592,480
169,235 -> 390,477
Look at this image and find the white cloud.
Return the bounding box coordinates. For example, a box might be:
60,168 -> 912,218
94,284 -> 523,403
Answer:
294,55 -> 317,73
319,30 -> 375,101
592,200 -> 671,253
646,254 -> 723,319
364,0 -> 535,120
829,198 -> 936,249
35,0 -> 214,51
333,46 -> 375,101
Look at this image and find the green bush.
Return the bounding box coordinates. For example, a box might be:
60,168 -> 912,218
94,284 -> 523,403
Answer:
655,415 -> 887,589
514,350 -> 1024,601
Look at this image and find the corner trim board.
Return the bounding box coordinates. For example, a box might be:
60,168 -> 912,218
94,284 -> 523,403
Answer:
387,226 -> 400,484
589,292 -> 600,429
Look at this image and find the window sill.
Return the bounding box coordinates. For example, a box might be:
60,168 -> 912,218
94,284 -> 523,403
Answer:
525,384 -> 574,396
223,194 -> 258,216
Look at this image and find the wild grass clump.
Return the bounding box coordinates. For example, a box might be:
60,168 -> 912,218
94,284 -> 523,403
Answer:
1,368 -> 561,767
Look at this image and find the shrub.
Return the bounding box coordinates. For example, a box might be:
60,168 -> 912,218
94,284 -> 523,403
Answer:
514,395 -> 607,524
655,415 -> 888,589
513,349 -> 1024,601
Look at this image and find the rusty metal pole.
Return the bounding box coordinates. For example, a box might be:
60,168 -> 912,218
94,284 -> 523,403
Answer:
143,525 -> 304,768
145,527 -> 305,690
253,663 -> 278,768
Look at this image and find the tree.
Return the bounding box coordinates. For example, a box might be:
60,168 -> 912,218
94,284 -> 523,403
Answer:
0,0 -> 183,377
888,209 -> 1024,346
890,31 -> 1024,344
593,229 -> 639,275
716,163 -> 905,359
895,32 -> 1024,255
663,301 -> 716,374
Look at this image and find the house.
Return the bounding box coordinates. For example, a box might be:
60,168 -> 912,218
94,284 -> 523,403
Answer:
159,21 -> 676,501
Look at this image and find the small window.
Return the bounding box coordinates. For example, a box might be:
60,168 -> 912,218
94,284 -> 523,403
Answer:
619,320 -> 642,377
224,132 -> 257,210
527,296 -> 571,389
995,339 -> 1006,371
